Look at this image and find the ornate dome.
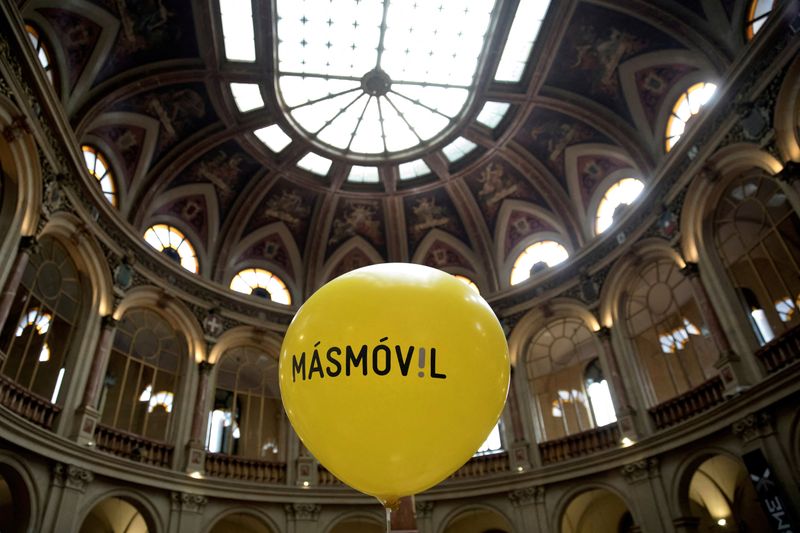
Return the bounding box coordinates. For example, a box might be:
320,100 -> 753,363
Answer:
0,0 -> 799,532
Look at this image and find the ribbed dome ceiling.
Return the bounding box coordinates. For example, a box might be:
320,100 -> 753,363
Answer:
24,0 -> 741,304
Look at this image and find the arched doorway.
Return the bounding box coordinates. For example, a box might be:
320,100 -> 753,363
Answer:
208,512 -> 274,533
443,507 -> 513,533
329,515 -> 383,533
687,454 -> 769,531
0,463 -> 32,533
561,488 -> 634,533
78,496 -> 151,533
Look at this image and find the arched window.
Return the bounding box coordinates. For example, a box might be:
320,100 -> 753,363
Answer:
510,240 -> 569,286
526,318 -> 615,441
82,145 -> 118,206
24,24 -> 54,85
624,259 -> 717,404
0,237 -> 82,403
665,82 -> 717,152
584,359 -> 617,427
99,308 -> 185,441
595,178 -> 645,234
746,0 -> 775,40
229,268 -> 291,305
143,224 -> 199,273
206,346 -> 284,460
453,274 -> 480,294
713,175 -> 800,344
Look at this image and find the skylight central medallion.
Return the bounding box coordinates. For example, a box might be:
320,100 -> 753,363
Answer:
275,0 -> 496,160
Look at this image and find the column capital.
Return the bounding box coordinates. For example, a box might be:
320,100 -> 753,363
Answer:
415,501 -> 434,519
596,326 -> 612,340
621,457 -> 659,484
508,486 -> 544,507
170,491 -> 208,514
285,503 -> 321,522
198,360 -> 214,374
100,314 -> 118,330
732,412 -> 772,444
53,463 -> 93,492
776,160 -> 800,184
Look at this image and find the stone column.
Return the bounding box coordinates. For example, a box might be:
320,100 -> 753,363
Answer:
597,327 -> 639,440
185,361 -> 214,473
285,503 -> 321,533
620,458 -> 671,533
40,463 -> 93,533
0,237 -> 36,344
391,496 -> 417,532
415,501 -> 435,533
506,374 -> 533,473
167,492 -> 208,533
73,315 -> 117,445
508,486 -> 547,533
681,262 -> 752,393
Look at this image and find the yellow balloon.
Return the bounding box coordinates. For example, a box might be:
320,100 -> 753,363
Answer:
279,263 -> 509,507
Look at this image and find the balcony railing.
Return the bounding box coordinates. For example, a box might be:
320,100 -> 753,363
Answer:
317,465 -> 344,486
539,424 -> 621,465
0,373 -> 60,430
648,376 -> 725,430
205,453 -> 286,483
450,451 -> 511,479
93,424 -> 174,468
756,323 -> 800,374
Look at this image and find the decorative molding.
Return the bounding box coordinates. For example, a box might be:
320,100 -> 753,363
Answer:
415,500 -> 435,519
53,463 -> 93,492
170,491 -> 208,513
507,486 -> 544,507
621,457 -> 659,484
731,412 -> 773,444
285,503 -> 321,521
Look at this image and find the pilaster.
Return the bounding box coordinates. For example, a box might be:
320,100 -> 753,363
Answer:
508,486 -> 547,533
620,458 -> 670,533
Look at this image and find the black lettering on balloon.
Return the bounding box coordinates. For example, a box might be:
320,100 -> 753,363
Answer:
292,352 -> 306,383
373,337 -> 391,376
325,346 -> 342,377
395,345 -> 414,376
346,344 -> 368,376
308,343 -> 324,379
431,347 -> 447,379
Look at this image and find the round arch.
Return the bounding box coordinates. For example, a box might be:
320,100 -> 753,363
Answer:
0,452 -> 40,533
77,488 -> 162,533
669,445 -> 745,517
203,507 -> 280,533
113,286 -> 206,364
323,511 -> 384,533
437,503 -> 514,533
774,54 -> 800,163
552,482 -> 635,533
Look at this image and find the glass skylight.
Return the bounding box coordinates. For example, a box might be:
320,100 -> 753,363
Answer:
476,101 -> 510,129
495,0 -> 550,82
220,0 -> 256,61
348,166 -> 380,183
82,145 -> 117,206
25,25 -> 54,85
442,137 -> 477,163
143,224 -> 199,273
254,125 -> 292,153
595,178 -> 645,235
230,83 -> 264,112
275,0 -> 496,157
666,82 -> 717,152
230,268 -> 291,305
297,152 -> 333,176
510,240 -> 569,286
746,0 -> 774,40
398,159 -> 431,180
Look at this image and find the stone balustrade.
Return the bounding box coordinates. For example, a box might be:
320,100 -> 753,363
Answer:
539,424 -> 621,465
204,453 -> 286,483
756,323 -> 800,374
93,423 -> 174,468
0,372 -> 60,430
648,376 -> 725,430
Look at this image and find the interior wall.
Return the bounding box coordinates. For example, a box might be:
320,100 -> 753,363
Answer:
561,489 -> 630,533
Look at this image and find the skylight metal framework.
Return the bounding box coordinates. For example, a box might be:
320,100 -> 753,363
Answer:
274,0 -> 497,159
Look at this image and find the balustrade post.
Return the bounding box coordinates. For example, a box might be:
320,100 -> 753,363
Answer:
0,237 -> 36,358
72,315 -> 117,445
597,327 -> 639,441
185,360 -> 213,474
681,262 -> 753,394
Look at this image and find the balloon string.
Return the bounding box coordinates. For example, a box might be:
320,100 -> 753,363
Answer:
385,506 -> 391,533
